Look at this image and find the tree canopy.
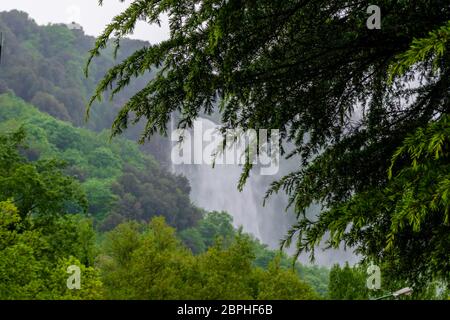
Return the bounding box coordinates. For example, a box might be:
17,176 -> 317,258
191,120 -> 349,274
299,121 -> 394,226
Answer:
98,216 -> 318,300
0,130 -> 102,299
0,126 -> 87,219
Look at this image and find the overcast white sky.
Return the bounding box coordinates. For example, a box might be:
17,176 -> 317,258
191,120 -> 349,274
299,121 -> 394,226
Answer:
0,0 -> 170,43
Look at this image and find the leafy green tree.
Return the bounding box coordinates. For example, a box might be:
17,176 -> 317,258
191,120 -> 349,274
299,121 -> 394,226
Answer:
371,115 -> 450,291
250,238 -> 329,297
179,227 -> 206,254
189,234 -> 258,300
99,217 -> 318,300
0,201 -> 46,299
98,218 -> 194,299
179,211 -> 330,296
0,200 -> 102,300
254,258 -> 318,300
106,164 -> 202,230
180,211 -> 235,253
88,0 -> 450,290
4,66 -> 39,100
0,128 -> 87,218
43,256 -> 104,300
87,147 -> 122,178
328,263 -> 369,300
0,127 -> 103,300
198,211 -> 235,248
389,21 -> 450,79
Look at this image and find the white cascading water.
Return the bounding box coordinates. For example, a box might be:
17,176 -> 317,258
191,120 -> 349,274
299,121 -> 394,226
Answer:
170,115 -> 357,266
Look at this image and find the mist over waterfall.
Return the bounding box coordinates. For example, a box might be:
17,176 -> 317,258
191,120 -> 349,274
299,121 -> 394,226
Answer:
171,116 -> 357,266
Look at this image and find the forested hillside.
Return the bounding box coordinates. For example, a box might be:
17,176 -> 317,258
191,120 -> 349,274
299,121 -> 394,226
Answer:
0,93 -> 327,298
0,10 -> 330,298
0,93 -> 201,231
0,93 -> 328,298
0,10 -> 170,163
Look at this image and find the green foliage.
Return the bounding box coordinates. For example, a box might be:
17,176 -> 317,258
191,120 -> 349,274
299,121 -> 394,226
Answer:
328,263 -> 369,300
83,179 -> 118,219
98,217 -> 317,300
0,10 -> 150,128
87,0 -> 450,292
0,200 -> 102,299
0,126 -> 323,300
180,211 -> 235,253
0,130 -> 102,299
0,126 -> 87,218
0,93 -> 202,231
179,227 -> 206,254
254,258 -> 317,300
390,20 -> 450,79
384,116 -> 450,287
86,147 -> 122,178
0,129 -> 102,299
0,10 -> 327,300
190,235 -> 258,300
31,91 -> 71,121
295,117 -> 450,294
104,163 -> 201,231
179,211 -> 329,296
0,10 -> 171,164
388,116 -> 450,237
288,19 -> 450,292
4,3 -> 450,300
43,257 -> 103,300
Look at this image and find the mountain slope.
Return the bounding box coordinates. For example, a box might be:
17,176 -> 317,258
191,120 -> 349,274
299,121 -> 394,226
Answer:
0,93 -> 201,231
0,10 -> 170,163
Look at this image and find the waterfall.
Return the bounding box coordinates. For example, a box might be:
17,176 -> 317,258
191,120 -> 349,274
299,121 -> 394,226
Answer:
170,114 -> 176,174
170,115 -> 357,266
